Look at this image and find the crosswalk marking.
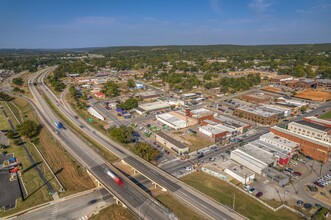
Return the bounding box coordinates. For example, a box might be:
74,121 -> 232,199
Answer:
158,158 -> 179,167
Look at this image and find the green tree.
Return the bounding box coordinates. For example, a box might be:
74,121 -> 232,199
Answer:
69,85 -> 77,97
133,142 -> 160,162
17,120 -> 42,138
12,77 -> 24,86
127,79 -> 135,88
102,81 -> 120,97
117,98 -> 138,110
109,125 -> 134,143
0,92 -> 13,101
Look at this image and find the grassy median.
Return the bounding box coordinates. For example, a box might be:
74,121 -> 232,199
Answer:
90,204 -> 137,220
181,172 -> 302,220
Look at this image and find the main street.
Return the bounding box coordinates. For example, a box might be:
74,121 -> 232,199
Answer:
39,69 -> 245,220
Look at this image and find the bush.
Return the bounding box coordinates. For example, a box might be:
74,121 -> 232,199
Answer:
17,120 -> 42,138
133,142 -> 160,162
108,125 -> 134,143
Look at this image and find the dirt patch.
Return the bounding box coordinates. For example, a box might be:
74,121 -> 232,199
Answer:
295,89 -> 331,102
262,86 -> 282,93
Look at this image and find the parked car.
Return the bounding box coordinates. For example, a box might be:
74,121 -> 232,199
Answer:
244,185 -> 251,191
1,151 -> 7,156
297,200 -> 304,206
294,171 -> 302,176
249,188 -> 256,194
303,203 -> 312,209
185,167 -> 192,171
256,192 -> 263,198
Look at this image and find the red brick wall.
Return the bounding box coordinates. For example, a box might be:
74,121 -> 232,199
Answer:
270,128 -> 329,163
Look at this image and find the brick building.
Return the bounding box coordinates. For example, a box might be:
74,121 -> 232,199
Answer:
270,126 -> 330,163
233,106 -> 280,125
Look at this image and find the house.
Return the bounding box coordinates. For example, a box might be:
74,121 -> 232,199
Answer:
94,92 -> 106,99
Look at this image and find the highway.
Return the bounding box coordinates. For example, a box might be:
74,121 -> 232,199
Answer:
13,188 -> 113,220
26,69 -> 172,220
39,69 -> 245,220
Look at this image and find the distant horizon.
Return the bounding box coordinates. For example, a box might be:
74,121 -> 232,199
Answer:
1,42 -> 331,50
1,0 -> 330,49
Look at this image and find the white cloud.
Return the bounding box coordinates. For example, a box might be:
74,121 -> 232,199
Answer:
249,0 -> 273,13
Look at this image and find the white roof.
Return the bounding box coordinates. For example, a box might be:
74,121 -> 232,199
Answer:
240,143 -> 275,164
199,125 -> 228,135
231,149 -> 268,170
260,132 -> 298,150
236,106 -> 279,117
138,101 -> 170,111
157,113 -> 187,128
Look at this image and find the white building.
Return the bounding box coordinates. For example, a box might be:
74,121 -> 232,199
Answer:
262,104 -> 292,117
288,120 -> 331,143
87,106 -> 105,121
220,160 -> 255,184
156,112 -> 188,130
135,101 -> 170,115
259,132 -> 299,154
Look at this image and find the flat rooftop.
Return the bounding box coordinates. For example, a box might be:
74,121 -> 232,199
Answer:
157,132 -> 188,149
135,91 -> 158,98
190,108 -> 214,117
220,160 -> 255,178
305,117 -> 331,127
249,140 -> 289,159
138,101 -> 170,112
294,120 -> 330,132
200,124 -> 228,135
214,115 -> 250,128
236,106 -> 280,117
260,132 -> 298,150
240,143 -> 276,164
231,149 -> 268,170
243,93 -> 271,99
157,112 -> 187,128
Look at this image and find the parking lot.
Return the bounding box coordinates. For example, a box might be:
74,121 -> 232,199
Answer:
0,153 -> 26,211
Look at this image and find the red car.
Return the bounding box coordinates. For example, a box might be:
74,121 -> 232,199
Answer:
256,192 -> 263,198
294,171 -> 302,176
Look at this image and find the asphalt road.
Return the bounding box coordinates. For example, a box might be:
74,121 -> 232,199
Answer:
40,70 -> 245,220
13,188 -> 114,220
26,69 -> 171,220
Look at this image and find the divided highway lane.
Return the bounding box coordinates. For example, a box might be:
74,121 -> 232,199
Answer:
38,69 -> 245,220
27,70 -> 171,220
14,188 -> 113,220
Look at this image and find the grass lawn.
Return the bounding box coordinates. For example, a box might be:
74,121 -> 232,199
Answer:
0,104 -> 11,130
9,97 -> 96,196
156,193 -> 205,220
319,110 -> 331,120
181,172 -> 302,220
90,205 -> 136,220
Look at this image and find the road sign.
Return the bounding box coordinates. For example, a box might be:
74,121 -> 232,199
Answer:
88,118 -> 93,123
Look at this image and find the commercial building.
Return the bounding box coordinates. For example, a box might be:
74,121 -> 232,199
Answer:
262,167 -> 289,187
316,79 -> 331,90
233,106 -> 280,125
198,124 -> 231,143
230,148 -> 270,175
156,111 -> 197,130
135,101 -> 170,115
135,91 -> 159,102
155,132 -> 189,155
181,93 -> 201,100
276,97 -> 308,108
287,120 -> 331,143
261,104 -> 292,117
259,132 -> 299,155
213,115 -> 251,134
241,93 -> 271,104
270,126 -> 331,163
304,116 -> 331,128
187,108 -> 215,123
269,75 -> 293,86
167,99 -> 185,107
220,160 -> 255,184
201,165 -> 228,181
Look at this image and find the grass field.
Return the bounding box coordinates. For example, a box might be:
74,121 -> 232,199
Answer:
90,205 -> 137,220
9,97 -> 96,196
319,110 -> 331,120
0,104 -> 11,130
181,172 -> 302,220
156,193 -> 205,220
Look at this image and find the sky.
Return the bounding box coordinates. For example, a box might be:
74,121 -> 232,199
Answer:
0,0 -> 331,48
